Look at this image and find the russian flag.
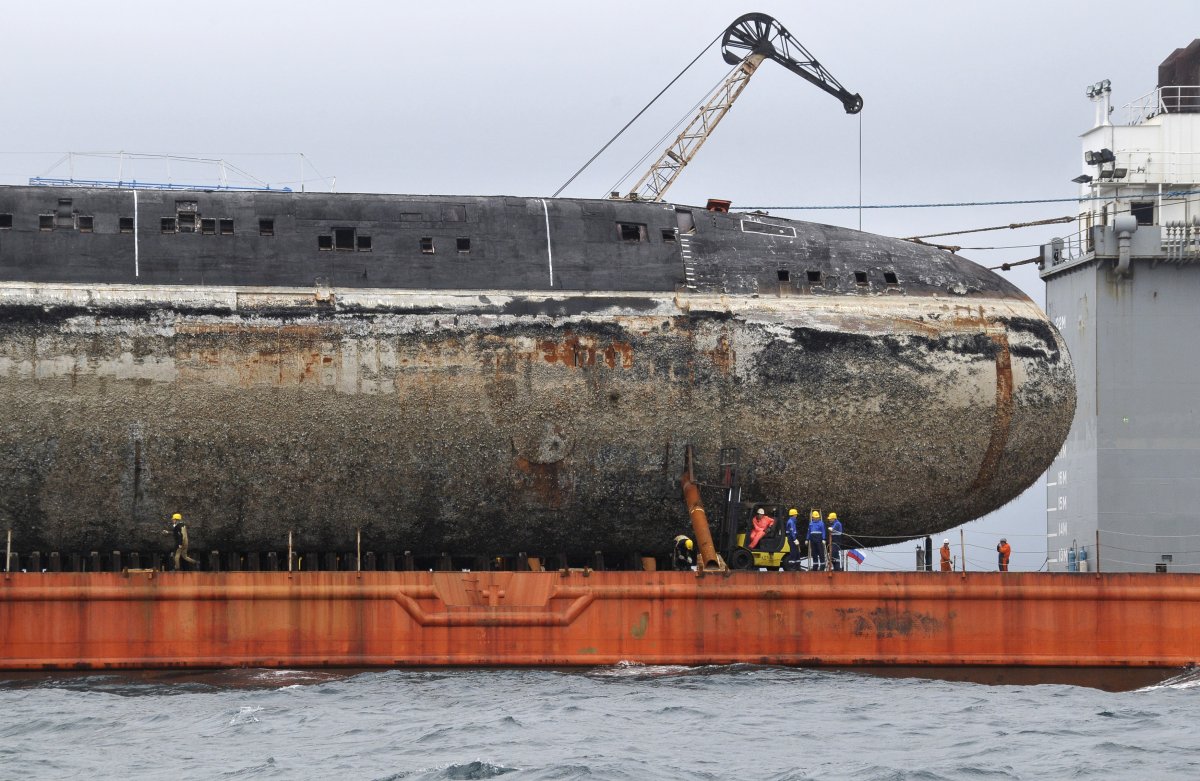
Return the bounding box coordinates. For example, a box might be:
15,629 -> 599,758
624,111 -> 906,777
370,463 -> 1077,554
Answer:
846,549 -> 865,564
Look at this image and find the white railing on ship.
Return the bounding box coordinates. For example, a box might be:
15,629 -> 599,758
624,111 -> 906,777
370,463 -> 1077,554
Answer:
1044,229 -> 1091,267
1163,219 -> 1200,262
1124,85 -> 1200,124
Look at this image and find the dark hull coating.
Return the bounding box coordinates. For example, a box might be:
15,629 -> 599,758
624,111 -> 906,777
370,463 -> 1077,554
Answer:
0,187 -> 1075,554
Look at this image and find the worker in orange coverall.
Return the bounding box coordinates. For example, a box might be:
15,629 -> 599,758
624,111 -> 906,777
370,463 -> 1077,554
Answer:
996,538 -> 1012,571
939,539 -> 953,572
748,508 -> 775,548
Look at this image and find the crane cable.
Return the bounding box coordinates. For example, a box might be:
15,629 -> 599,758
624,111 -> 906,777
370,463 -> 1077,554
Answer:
904,215 -> 1075,241
551,30 -> 725,198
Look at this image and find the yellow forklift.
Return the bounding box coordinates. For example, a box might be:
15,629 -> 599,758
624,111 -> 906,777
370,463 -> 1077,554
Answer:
730,503 -> 811,570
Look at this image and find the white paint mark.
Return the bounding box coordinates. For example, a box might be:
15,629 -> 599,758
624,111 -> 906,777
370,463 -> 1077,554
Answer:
1046,507 -> 1057,513
132,189 -> 139,277
540,198 -> 553,288
1045,482 -> 1057,487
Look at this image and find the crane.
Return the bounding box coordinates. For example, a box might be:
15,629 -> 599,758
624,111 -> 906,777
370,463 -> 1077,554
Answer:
624,13 -> 862,203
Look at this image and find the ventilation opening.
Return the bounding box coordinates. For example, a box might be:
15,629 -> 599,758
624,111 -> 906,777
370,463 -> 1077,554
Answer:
854,271 -> 868,285
119,217 -> 134,233
356,235 -> 372,252
161,217 -> 177,234
806,270 -> 822,284
259,219 -> 275,237
777,269 -> 790,282
317,235 -> 333,251
617,222 -> 646,242
77,215 -> 94,233
1131,201 -> 1155,226
0,214 -> 12,229
39,215 -> 53,231
662,229 -> 677,243
420,237 -> 435,254
456,237 -> 470,253
883,271 -> 899,285
333,227 -> 355,250
201,218 -> 216,235
177,213 -> 196,233
219,218 -> 234,235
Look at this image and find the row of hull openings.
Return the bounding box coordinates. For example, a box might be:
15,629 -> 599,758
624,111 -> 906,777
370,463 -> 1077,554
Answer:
779,267 -> 900,286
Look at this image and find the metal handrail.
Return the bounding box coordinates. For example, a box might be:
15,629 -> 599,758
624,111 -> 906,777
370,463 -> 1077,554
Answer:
1123,85 -> 1200,124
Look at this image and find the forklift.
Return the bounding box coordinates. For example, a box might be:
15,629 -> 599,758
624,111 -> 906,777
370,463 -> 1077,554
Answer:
712,448 -> 808,571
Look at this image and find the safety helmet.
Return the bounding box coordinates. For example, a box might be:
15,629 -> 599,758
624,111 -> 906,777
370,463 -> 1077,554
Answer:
810,510 -> 820,519
685,539 -> 693,550
827,512 -> 838,521
943,538 -> 950,544
171,513 -> 182,521
788,508 -> 798,516
756,508 -> 765,515
1000,538 -> 1007,543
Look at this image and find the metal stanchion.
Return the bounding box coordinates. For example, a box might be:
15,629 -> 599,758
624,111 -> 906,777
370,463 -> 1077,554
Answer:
288,530 -> 294,574
357,528 -> 362,573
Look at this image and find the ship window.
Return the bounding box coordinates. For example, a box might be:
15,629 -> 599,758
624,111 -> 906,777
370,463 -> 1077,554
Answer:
317,235 -> 333,251
1131,201 -> 1155,226
661,229 -> 676,243
442,204 -> 466,222
420,237 -> 435,254
333,227 -> 355,250
617,222 -> 646,242
778,269 -> 790,282
806,270 -> 822,284
201,218 -> 216,234
119,217 -> 134,233
400,212 -> 423,221
219,218 -> 234,235
161,217 -> 177,233
357,235 -> 372,251
39,215 -> 53,231
854,271 -> 868,285
456,237 -> 470,253
177,213 -> 196,233
883,271 -> 899,285
259,218 -> 275,236
0,214 -> 12,229
78,215 -> 94,233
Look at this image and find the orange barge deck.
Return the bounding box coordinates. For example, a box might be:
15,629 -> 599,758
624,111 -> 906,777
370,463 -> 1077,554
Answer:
1,570 -> 1197,670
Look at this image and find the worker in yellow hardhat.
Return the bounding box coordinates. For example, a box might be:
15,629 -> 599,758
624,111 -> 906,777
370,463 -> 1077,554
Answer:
162,511 -> 199,571
826,512 -> 844,571
806,509 -> 827,571
672,534 -> 695,571
782,509 -> 802,570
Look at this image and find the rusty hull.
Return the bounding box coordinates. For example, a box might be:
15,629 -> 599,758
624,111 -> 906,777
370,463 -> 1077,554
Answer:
0,570 -> 1195,670
0,284 -> 1074,555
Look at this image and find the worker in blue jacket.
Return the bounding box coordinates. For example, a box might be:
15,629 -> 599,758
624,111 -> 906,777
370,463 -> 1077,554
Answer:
807,510 -> 827,571
783,509 -> 802,570
827,512 -> 843,571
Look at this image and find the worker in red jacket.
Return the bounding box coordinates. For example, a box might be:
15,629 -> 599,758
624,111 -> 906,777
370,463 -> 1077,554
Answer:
748,508 -> 775,548
996,538 -> 1012,571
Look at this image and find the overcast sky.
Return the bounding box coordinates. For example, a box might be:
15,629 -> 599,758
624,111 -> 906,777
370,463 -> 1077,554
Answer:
4,0 -> 1198,570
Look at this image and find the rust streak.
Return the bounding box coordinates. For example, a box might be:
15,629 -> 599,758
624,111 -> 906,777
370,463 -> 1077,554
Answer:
971,332 -> 1014,491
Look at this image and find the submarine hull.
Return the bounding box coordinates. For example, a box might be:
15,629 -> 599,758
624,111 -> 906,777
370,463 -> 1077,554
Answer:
0,283 -> 1072,555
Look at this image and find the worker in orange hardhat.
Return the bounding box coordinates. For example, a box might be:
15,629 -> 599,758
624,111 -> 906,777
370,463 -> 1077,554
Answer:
162,512 -> 199,571
782,509 -> 803,569
748,507 -> 775,548
806,510 -> 827,571
826,512 -> 844,571
939,538 -> 953,572
996,538 -> 1012,572
672,534 -> 695,570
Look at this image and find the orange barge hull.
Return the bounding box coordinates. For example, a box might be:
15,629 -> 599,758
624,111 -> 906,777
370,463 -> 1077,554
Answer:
1,570 -> 1198,670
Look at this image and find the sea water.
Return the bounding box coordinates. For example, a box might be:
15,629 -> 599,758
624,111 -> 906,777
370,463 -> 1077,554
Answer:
1,665 -> 1198,780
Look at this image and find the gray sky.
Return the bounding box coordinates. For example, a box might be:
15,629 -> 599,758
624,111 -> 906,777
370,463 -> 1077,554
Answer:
4,0 -> 1199,570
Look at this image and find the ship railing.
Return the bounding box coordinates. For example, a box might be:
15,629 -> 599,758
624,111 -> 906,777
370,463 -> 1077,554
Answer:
1042,227 -> 1091,268
1094,150 -> 1200,185
1123,85 -> 1200,125
1163,219 -> 1200,263
27,177 -> 293,193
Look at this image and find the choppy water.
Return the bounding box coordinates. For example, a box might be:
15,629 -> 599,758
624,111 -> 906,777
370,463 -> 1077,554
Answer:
1,665 -> 1198,780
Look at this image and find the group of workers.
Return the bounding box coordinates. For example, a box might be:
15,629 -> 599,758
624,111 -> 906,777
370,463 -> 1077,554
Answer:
939,537 -> 1011,572
777,508 -> 843,571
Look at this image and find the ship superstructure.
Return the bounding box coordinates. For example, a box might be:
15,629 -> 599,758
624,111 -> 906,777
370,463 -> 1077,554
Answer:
1041,41 -> 1200,572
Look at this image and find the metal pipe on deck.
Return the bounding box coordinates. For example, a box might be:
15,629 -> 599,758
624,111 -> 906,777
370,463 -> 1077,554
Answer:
681,447 -> 726,572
